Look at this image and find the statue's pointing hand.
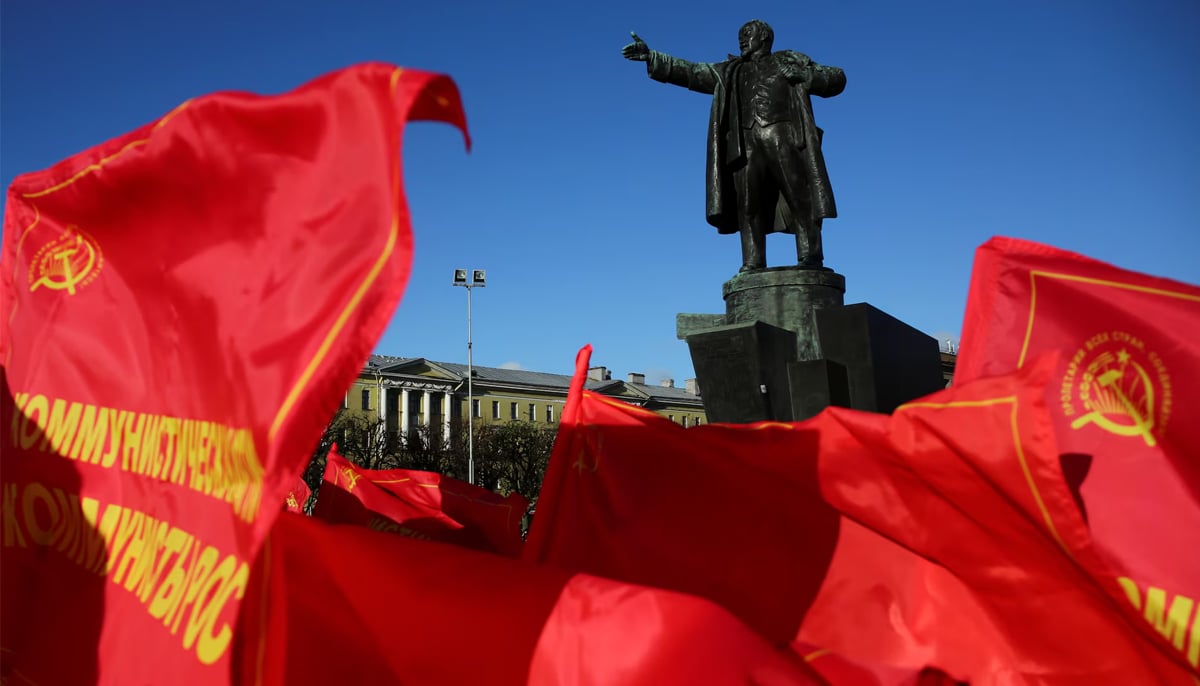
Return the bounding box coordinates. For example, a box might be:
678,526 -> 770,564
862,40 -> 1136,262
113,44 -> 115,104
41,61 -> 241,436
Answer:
622,31 -> 650,62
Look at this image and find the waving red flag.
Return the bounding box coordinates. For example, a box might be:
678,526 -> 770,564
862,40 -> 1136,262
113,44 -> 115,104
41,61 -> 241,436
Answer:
236,512 -> 824,686
284,477 -> 311,514
810,357 -> 1195,683
315,450 -> 526,556
528,346 -> 1197,683
955,237 -> 1200,668
1,63 -> 468,684
526,347 -> 999,678
524,348 -> 842,646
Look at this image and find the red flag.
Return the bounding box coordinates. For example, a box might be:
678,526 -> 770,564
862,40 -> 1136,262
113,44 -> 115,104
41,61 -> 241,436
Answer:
793,521 -> 1008,683
810,357 -> 1195,683
315,450 -> 526,556
236,512 -> 824,686
284,477 -> 311,514
527,573 -> 825,686
527,346 -> 1197,683
1,63 -> 468,684
955,237 -> 1200,667
524,348 -> 842,647
526,346 -> 994,677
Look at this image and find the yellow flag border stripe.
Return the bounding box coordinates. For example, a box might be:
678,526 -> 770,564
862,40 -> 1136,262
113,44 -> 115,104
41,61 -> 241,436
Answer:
896,396 -> 1071,557
1017,269 -> 1200,368
20,100 -> 192,199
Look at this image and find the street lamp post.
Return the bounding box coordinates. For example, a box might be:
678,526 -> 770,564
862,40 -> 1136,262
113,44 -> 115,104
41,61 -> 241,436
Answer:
452,268 -> 486,484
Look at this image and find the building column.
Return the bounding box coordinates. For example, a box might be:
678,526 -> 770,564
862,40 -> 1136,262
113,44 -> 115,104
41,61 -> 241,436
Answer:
442,392 -> 451,444
422,390 -> 432,431
379,384 -> 387,424
399,389 -> 409,441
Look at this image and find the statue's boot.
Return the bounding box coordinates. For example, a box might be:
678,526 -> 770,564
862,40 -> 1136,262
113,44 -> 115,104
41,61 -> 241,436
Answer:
796,220 -> 824,269
740,225 -> 766,272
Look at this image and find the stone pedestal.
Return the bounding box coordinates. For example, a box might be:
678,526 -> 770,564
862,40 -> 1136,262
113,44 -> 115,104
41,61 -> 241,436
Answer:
685,322 -> 797,423
816,304 -> 943,414
787,359 -> 851,421
723,268 -> 845,361
677,266 -> 942,424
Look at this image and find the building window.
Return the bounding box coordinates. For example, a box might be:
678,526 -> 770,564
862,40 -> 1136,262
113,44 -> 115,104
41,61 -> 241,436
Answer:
343,392 -> 348,409
510,402 -> 518,420
361,389 -> 370,411
681,416 -> 688,428
492,401 -> 500,419
528,403 -> 536,421
472,399 -> 481,418
669,414 -> 675,423
695,417 -> 702,425
546,405 -> 554,423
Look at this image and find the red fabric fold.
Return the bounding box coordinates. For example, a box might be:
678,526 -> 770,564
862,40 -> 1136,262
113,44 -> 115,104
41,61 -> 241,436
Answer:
526,341 -> 1196,684
1,63 -> 467,684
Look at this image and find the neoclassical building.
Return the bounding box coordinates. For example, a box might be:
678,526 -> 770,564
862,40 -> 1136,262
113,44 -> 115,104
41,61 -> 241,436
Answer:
347,355 -> 707,442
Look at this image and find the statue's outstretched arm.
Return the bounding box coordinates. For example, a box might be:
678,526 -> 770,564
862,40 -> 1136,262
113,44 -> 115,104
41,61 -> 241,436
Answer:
622,31 -> 719,95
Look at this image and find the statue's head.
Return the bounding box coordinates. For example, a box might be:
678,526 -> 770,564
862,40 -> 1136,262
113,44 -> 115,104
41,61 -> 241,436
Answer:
738,20 -> 774,57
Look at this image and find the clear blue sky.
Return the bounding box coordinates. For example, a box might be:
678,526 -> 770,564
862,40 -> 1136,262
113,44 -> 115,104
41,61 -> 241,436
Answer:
3,0 -> 1197,382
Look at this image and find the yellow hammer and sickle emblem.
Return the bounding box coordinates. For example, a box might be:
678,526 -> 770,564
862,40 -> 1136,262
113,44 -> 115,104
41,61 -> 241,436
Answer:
1070,360 -> 1157,447
571,429 -> 603,474
341,467 -> 362,492
30,234 -> 97,295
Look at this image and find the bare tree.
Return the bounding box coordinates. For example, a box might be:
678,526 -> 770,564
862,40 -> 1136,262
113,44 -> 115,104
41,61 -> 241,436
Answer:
333,411 -> 398,470
472,421 -> 556,504
303,413 -> 558,530
396,423 -> 454,473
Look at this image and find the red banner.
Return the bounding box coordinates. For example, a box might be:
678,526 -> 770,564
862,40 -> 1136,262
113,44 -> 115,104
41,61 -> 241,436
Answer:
525,346 -> 993,678
525,345 -> 841,646
1,63 -> 468,684
316,450 -> 526,556
811,356 -> 1194,683
284,477 -> 311,514
237,512 -> 824,685
527,345 -> 1197,683
955,236 -> 1200,670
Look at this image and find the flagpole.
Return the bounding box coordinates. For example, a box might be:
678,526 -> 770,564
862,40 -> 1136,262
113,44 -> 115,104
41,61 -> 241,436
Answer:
466,282 -> 474,485
453,269 -> 485,485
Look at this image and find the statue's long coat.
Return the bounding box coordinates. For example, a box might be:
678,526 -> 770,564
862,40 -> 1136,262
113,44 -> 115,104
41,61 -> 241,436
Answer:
646,50 -> 845,235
